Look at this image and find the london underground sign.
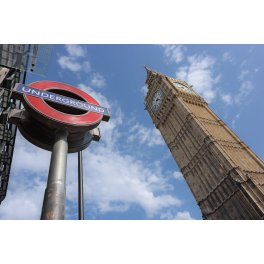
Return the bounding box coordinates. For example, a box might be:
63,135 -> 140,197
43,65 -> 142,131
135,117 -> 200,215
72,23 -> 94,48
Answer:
12,81 -> 110,132
14,83 -> 110,117
9,81 -> 110,153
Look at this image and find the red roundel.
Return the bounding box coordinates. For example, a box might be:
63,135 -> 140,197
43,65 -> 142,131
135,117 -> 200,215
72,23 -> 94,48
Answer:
23,81 -> 102,132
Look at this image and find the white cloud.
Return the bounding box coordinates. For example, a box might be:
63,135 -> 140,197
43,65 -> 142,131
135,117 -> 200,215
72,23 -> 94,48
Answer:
254,68 -> 259,73
221,93 -> 232,105
161,45 -> 185,64
176,54 -> 219,103
57,55 -> 82,72
222,52 -> 233,63
0,179 -> 46,220
67,145 -> 182,218
83,61 -> 91,73
65,44 -> 86,57
173,171 -> 183,180
234,80 -> 254,105
237,70 -> 249,81
214,73 -> 222,84
127,123 -> 165,147
58,71 -> 63,78
141,85 -> 148,96
160,210 -> 195,220
176,66 -> 188,81
163,150 -> 172,160
90,73 -> 106,88
0,133 -> 50,220
97,202 -> 130,213
240,60 -> 247,67
8,131 -> 50,178
221,79 -> 254,106
231,113 -> 240,128
174,211 -> 194,220
0,182 -> 46,220
231,119 -> 236,128
57,45 -> 91,73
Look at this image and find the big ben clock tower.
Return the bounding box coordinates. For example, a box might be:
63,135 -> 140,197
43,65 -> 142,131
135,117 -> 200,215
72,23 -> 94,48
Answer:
144,65 -> 264,220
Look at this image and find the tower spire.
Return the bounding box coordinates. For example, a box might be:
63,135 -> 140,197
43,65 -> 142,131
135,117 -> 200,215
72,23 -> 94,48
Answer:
143,64 -> 151,76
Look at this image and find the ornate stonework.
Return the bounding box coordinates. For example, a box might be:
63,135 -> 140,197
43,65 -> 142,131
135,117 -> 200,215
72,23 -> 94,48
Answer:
144,66 -> 264,220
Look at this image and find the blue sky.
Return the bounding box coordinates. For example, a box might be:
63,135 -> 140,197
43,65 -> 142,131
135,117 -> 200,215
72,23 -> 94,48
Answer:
0,44 -> 263,220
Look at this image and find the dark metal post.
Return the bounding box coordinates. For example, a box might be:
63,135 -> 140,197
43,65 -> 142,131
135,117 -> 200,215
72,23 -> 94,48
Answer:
78,151 -> 84,220
41,130 -> 69,220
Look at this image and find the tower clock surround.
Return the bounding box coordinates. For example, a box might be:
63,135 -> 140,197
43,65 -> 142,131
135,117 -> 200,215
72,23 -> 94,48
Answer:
151,89 -> 163,111
173,82 -> 193,93
144,65 -> 264,220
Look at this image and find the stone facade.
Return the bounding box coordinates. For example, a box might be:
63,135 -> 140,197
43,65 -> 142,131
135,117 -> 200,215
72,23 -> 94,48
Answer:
144,66 -> 264,220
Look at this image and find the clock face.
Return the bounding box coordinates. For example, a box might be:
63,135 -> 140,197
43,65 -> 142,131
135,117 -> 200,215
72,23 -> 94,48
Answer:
173,82 -> 192,93
152,90 -> 163,111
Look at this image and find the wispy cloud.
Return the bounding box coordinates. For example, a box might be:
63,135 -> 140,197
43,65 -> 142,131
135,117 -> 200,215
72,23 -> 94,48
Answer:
77,146 -> 182,218
221,79 -> 254,106
173,171 -> 184,180
65,44 -> 86,57
161,45 -> 185,64
0,178 -> 46,220
57,45 -> 91,73
160,210 -> 195,220
222,52 -> 234,63
0,133 -> 50,219
231,114 -> 240,129
221,93 -> 232,105
82,61 -> 91,73
176,54 -> 219,103
214,73 -> 223,84
127,123 -> 165,147
237,70 -> 249,81
240,60 -> 247,67
141,85 -> 148,96
57,55 -> 82,71
90,73 -> 106,88
234,80 -> 254,105
174,211 -> 195,220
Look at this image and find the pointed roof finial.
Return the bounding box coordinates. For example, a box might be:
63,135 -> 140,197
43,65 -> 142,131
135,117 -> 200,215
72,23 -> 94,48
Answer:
143,64 -> 151,76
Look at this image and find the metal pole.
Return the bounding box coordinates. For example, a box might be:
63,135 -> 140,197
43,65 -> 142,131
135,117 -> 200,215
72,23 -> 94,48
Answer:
78,151 -> 84,220
41,130 -> 69,220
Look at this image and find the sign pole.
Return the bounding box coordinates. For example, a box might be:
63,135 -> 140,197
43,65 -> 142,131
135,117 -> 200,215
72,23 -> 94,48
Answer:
41,130 -> 69,220
78,151 -> 84,220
